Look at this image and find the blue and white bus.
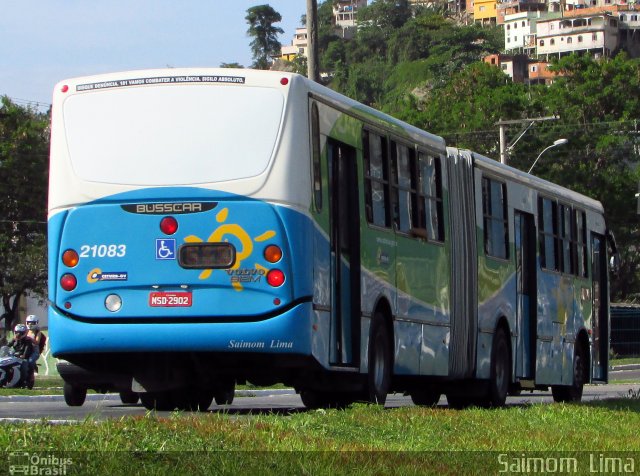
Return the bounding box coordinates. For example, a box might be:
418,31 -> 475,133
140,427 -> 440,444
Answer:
48,69 -> 611,410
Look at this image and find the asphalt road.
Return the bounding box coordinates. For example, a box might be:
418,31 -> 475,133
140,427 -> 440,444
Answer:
0,383 -> 638,423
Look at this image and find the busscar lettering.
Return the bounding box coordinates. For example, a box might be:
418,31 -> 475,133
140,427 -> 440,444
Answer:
122,202 -> 216,215
135,203 -> 203,214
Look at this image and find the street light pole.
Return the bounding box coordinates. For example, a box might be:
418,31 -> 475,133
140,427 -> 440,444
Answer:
527,138 -> 568,174
496,116 -> 558,165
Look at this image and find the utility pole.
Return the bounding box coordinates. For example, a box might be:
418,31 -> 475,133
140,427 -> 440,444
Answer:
497,116 -> 558,165
306,0 -> 320,83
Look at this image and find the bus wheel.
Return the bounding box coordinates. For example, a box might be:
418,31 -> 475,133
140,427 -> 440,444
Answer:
63,383 -> 87,407
119,390 -> 139,405
487,327 -> 510,408
552,343 -> 586,403
194,389 -> 214,411
140,391 -> 174,411
410,390 -> 441,407
299,390 -> 354,409
367,313 -> 392,405
446,394 -> 475,409
299,389 -> 326,409
214,378 -> 235,406
170,387 -> 213,411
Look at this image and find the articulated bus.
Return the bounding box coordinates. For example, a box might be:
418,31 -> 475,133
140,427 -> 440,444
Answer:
48,69 -> 611,410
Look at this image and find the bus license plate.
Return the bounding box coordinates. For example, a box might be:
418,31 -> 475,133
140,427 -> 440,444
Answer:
149,292 -> 192,307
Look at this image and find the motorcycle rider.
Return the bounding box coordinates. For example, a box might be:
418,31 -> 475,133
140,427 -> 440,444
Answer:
26,315 -> 46,378
7,324 -> 35,387
26,315 -> 47,357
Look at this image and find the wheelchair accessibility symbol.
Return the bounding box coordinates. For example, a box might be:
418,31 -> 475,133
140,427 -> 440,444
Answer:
156,239 -> 176,260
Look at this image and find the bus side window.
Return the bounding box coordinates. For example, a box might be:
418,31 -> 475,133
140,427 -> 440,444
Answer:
311,102 -> 322,213
539,196 -> 559,271
576,210 -> 588,277
393,142 -> 414,234
482,177 -> 508,259
363,130 -> 390,228
417,153 -> 444,242
559,203 -> 575,274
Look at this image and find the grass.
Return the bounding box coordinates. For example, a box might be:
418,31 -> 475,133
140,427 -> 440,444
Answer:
0,376 -> 64,396
1,398 -> 640,474
611,356 -> 640,366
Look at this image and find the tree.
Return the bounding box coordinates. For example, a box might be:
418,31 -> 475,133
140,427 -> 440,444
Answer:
245,5 -> 284,70
0,97 -> 49,332
536,54 -> 640,300
220,62 -> 244,69
357,0 -> 412,33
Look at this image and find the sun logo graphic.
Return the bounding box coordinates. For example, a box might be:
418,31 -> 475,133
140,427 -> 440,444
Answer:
184,207 -> 276,291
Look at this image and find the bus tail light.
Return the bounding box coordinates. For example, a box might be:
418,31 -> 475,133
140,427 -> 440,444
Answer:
60,273 -> 77,291
160,216 -> 178,235
62,249 -> 79,267
267,269 -> 285,287
264,245 -> 282,263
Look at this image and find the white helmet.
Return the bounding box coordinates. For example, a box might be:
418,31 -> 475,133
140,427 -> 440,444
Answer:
26,315 -> 39,328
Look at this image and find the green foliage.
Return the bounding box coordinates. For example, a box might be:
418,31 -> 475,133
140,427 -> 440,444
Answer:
314,2 -> 640,298
529,55 -> 640,300
245,4 -> 284,70
318,5 -> 502,113
415,62 -> 529,150
358,0 -> 413,34
219,62 -> 244,69
0,97 -> 49,331
1,401 -> 640,474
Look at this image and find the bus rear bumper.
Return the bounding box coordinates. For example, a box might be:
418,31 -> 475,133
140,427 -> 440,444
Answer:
49,302 -> 313,356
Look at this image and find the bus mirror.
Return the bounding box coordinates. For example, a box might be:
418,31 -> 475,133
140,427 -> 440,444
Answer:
609,254 -> 620,276
606,229 -> 619,277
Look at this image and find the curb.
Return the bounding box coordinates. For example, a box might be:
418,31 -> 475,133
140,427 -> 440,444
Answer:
610,364 -> 640,371
0,388 -> 296,403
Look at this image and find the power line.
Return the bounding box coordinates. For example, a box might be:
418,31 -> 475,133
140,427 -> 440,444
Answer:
437,120 -> 640,139
1,96 -> 51,111
0,220 -> 46,224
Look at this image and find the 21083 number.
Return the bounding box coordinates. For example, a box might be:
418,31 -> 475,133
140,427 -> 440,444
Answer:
79,244 -> 127,258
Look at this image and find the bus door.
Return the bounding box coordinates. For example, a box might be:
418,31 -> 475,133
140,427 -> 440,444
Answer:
515,211 -> 537,379
328,139 -> 361,366
591,233 -> 609,382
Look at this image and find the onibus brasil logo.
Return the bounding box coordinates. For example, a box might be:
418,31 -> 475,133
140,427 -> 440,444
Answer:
8,452 -> 73,475
184,207 -> 276,291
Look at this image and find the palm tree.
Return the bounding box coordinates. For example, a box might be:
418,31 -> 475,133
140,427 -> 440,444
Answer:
246,5 -> 284,70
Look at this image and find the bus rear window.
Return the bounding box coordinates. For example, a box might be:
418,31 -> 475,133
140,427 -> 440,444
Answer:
62,85 -> 284,185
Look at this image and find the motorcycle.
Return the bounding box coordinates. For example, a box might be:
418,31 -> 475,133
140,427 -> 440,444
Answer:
0,346 -> 34,389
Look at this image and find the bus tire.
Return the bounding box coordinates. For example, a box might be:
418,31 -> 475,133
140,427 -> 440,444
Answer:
366,313 -> 392,405
140,391 -> 174,411
300,389 -> 354,409
446,394 -> 475,409
194,389 -> 214,411
487,327 -> 510,408
63,383 -> 87,407
214,378 -> 235,406
410,390 -> 441,407
119,390 -> 139,405
552,342 -> 586,403
299,389 -> 325,409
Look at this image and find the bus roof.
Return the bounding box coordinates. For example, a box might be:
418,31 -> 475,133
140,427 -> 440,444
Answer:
451,147 -> 604,214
